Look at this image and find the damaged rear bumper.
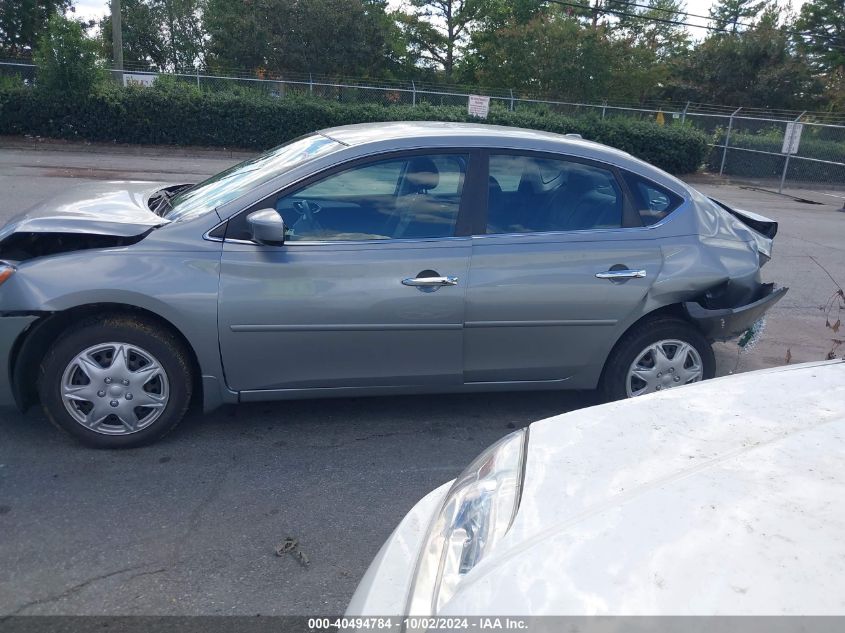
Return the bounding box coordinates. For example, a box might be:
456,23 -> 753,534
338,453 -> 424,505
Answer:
683,283 -> 788,342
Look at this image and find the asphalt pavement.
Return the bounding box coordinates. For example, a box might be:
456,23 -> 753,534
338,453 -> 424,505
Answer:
0,139 -> 843,615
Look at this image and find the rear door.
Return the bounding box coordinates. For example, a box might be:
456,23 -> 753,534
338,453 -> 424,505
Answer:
218,150 -> 480,394
464,151 -> 664,384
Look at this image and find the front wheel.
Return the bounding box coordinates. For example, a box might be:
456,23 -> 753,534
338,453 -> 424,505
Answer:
38,315 -> 193,448
601,317 -> 715,402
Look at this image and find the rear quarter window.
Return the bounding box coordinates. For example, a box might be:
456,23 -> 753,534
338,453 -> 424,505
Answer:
622,171 -> 683,226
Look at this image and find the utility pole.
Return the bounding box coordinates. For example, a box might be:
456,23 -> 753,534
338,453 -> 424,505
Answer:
111,0 -> 123,85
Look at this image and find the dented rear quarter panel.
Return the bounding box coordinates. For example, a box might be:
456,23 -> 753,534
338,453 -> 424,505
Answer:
650,188 -> 780,309
570,191 -> 778,379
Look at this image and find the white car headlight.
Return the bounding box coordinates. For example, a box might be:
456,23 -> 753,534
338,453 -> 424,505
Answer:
406,429 -> 528,615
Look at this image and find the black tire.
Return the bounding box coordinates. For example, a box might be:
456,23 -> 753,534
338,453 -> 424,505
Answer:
600,316 -> 715,402
38,314 -> 193,449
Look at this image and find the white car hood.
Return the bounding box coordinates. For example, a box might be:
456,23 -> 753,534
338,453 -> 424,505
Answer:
442,360 -> 845,615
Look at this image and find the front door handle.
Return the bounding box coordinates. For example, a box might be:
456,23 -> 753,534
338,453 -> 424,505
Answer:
402,276 -> 459,287
595,269 -> 647,280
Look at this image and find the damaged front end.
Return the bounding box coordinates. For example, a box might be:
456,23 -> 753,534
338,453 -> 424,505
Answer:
0,181 -> 176,261
0,231 -> 151,262
682,197 -> 787,342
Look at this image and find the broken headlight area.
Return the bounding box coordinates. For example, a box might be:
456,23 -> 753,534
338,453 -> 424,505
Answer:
0,231 -> 151,262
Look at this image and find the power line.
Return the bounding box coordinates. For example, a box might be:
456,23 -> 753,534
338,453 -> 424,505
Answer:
615,0 -> 844,43
548,0 -> 757,35
545,0 -> 845,51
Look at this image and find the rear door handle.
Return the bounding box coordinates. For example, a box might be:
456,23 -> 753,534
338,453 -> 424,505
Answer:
595,269 -> 647,280
402,276 -> 459,287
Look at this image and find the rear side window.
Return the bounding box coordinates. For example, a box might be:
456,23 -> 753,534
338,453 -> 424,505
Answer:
622,171 -> 682,226
486,154 -> 624,234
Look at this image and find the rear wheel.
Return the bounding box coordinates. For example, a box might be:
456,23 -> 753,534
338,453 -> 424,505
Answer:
601,317 -> 715,402
38,316 -> 193,448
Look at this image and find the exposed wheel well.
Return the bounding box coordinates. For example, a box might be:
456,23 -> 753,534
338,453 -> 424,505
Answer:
635,303 -> 687,323
10,303 -> 202,412
598,302 -> 701,384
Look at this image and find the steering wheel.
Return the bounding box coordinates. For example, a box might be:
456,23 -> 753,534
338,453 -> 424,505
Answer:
291,199 -> 325,236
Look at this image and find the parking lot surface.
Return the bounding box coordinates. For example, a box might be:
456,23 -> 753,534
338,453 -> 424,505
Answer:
0,140 -> 842,615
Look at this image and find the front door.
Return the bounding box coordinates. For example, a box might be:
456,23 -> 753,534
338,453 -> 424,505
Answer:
218,152 -> 475,393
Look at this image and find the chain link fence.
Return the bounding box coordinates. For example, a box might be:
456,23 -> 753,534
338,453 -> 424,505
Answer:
2,60 -> 843,198
705,109 -> 845,200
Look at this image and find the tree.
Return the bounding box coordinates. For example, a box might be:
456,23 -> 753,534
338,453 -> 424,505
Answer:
598,0 -> 690,102
379,5 -> 437,80
614,0 -> 690,60
458,0 -> 551,81
795,0 -> 845,72
399,0 -> 487,79
463,0 -> 684,104
795,0 -> 845,109
708,0 -> 767,32
100,0 -> 205,71
204,0 -> 391,77
469,8 -> 623,101
662,15 -> 824,109
202,0 -> 269,72
159,0 -> 205,70
34,13 -> 105,94
99,0 -> 167,70
478,0 -> 553,28
0,0 -> 72,58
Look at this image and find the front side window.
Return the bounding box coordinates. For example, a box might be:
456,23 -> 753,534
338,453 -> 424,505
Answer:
486,154 -> 624,234
622,171 -> 682,226
268,154 -> 468,241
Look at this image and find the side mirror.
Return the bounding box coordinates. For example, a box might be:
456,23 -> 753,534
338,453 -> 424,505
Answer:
247,209 -> 285,246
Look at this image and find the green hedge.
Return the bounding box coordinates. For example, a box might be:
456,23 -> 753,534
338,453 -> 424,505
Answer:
0,83 -> 708,174
707,131 -> 845,182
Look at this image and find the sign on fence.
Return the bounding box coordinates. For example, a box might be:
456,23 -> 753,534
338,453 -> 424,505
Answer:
468,94 -> 490,119
782,122 -> 803,154
123,73 -> 157,88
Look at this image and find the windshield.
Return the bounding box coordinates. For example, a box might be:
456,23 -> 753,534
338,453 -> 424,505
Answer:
165,134 -> 342,221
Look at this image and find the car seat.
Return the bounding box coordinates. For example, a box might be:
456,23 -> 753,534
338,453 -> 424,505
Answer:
546,167 -> 622,231
393,157 -> 456,239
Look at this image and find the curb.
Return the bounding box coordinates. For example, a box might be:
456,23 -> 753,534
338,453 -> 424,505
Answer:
0,135 -> 256,160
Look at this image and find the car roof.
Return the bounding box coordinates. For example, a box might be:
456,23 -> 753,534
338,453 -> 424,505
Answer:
320,121 -> 631,159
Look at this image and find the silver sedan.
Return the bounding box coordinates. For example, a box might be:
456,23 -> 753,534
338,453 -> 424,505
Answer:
0,123 -> 786,447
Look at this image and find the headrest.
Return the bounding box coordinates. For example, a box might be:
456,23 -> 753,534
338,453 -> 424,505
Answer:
488,176 -> 503,196
404,157 -> 440,192
566,166 -> 600,194
517,162 -> 542,194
